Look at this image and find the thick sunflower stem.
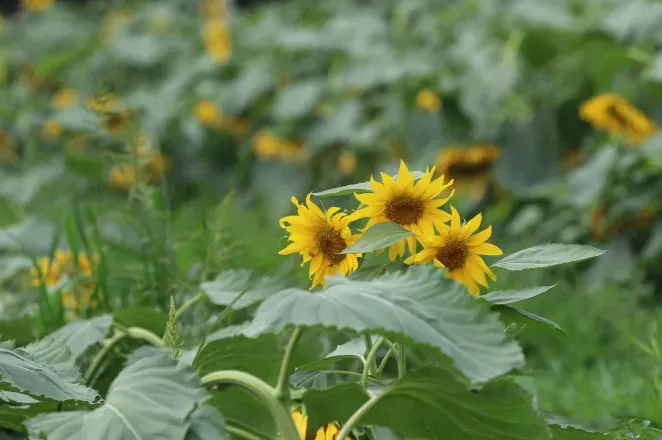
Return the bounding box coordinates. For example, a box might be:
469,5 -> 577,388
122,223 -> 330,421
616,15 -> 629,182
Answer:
202,370 -> 300,440
275,327 -> 304,403
361,336 -> 385,388
335,395 -> 383,440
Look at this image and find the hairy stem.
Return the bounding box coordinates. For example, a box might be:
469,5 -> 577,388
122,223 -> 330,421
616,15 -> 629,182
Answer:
361,336 -> 385,388
201,370 -> 299,440
174,292 -> 206,321
275,327 -> 304,403
335,395 -> 383,440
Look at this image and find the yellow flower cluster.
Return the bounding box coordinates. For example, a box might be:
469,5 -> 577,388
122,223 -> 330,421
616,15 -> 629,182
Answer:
415,88 -> 442,112
434,145 -> 501,194
87,93 -> 132,137
279,161 -> 503,295
109,137 -> 172,191
291,409 -> 350,440
30,249 -> 100,320
252,131 -> 303,161
201,0 -> 232,65
579,94 -> 657,146
192,99 -> 250,136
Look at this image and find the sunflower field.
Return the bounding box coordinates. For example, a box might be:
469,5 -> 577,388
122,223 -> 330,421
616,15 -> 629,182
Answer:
2,0 -> 662,438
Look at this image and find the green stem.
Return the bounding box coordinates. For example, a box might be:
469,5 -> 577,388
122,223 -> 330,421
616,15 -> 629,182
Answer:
174,292 -> 205,321
397,343 -> 406,378
376,347 -> 394,379
124,326 -> 166,349
201,370 -> 299,440
226,426 -> 262,440
275,327 -> 303,403
361,336 -> 385,388
363,334 -> 378,375
335,395 -> 383,440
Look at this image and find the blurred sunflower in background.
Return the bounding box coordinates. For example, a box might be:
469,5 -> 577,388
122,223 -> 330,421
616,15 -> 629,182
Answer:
252,131 -> 304,162
338,150 -> 357,176
21,0 -> 53,13
579,94 -> 657,146
0,129 -> 18,162
42,119 -> 64,140
194,99 -> 223,128
406,206 -> 502,296
279,194 -> 362,288
415,88 -> 442,112
350,161 -> 454,260
51,88 -> 78,110
435,145 -> 500,199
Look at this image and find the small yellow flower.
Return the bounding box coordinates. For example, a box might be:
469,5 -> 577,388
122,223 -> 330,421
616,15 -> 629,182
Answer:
279,194 -> 362,288
51,88 -> 78,110
405,206 -> 503,296
102,112 -> 128,136
42,119 -> 64,140
252,131 -> 281,159
291,409 -> 350,440
21,0 -> 53,12
279,140 -> 304,161
338,151 -> 357,176
109,164 -> 137,191
350,161 -> 454,260
194,100 -> 223,128
203,20 -> 232,64
415,88 -> 442,112
579,94 -> 656,146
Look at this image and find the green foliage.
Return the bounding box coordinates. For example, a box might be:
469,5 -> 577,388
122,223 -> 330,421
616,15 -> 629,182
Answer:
341,222 -> 413,254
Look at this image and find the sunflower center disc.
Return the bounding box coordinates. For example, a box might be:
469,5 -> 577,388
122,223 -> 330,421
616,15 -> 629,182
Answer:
435,239 -> 468,271
317,226 -> 347,263
385,195 -> 424,225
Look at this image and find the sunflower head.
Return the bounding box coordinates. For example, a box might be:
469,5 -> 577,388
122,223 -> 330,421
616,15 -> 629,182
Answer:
415,88 -> 442,112
579,94 -> 656,146
291,409 -> 350,440
405,206 -> 502,296
279,194 -> 361,288
350,160 -> 454,260
194,100 -> 223,128
51,88 -> 78,110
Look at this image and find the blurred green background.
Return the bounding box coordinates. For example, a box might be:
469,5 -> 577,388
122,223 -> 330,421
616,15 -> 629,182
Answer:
2,0 -> 662,433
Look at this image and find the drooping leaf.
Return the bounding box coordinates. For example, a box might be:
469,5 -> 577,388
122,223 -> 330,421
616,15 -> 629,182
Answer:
113,307 -> 168,335
193,334 -> 283,384
482,285 -> 556,305
0,340 -> 97,403
341,222 -> 413,254
495,305 -> 567,336
185,405 -> 230,440
200,269 -> 288,310
245,266 -> 523,383
26,353 -> 209,440
312,182 -> 373,197
493,244 -> 605,271
305,367 -> 549,439
50,315 -> 112,356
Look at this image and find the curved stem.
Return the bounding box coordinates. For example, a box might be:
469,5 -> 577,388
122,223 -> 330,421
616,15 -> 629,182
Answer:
174,292 -> 205,321
275,327 -> 303,403
124,327 -> 165,349
363,334 -> 377,375
202,370 -> 299,440
226,426 -> 262,440
335,395 -> 383,440
376,347 -> 394,379
84,332 -> 126,385
397,342 -> 406,378
361,336 -> 385,388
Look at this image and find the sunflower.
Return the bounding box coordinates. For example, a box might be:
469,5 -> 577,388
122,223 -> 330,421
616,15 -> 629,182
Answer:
42,119 -> 64,141
194,100 -> 223,128
279,194 -> 361,288
51,88 -> 78,110
338,151 -> 357,176
21,0 -> 53,12
203,19 -> 232,64
291,409 -> 350,440
415,88 -> 442,112
579,94 -> 656,146
350,160 -> 454,260
405,206 -> 502,296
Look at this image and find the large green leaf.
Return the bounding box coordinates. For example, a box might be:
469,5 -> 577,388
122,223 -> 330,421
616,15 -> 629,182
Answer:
305,367 -> 549,439
271,81 -> 322,120
185,405 -> 230,440
50,315 -> 112,356
341,222 -> 413,254
0,339 -> 96,403
26,354 -> 209,440
245,266 -> 524,383
482,285 -> 556,305
113,307 -> 168,335
550,425 -> 608,439
303,383 -> 370,431
207,389 -> 275,440
296,338 -> 365,372
200,269 -> 287,310
193,334 -> 283,384
493,244 -> 605,271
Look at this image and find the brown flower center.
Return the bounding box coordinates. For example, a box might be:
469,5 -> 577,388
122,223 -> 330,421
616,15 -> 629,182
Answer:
317,225 -> 347,264
435,239 -> 469,271
385,195 -> 424,226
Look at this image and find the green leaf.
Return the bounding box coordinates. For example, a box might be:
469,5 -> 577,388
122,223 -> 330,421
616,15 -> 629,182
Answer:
245,266 -> 523,383
370,427 -> 406,440
493,244 -> 605,271
200,269 -> 287,310
50,315 -> 112,356
113,307 -> 168,335
193,335 -> 283,384
290,370 -> 328,390
312,182 -> 373,197
481,285 -> 556,305
341,222 -> 413,254
207,389 -> 275,440
567,146 -> 618,207
271,81 -> 322,120
296,338 -> 365,372
348,264 -> 388,281
206,322 -> 251,341
26,353 -> 209,440
496,305 -> 567,336
550,425 -> 607,439
0,317 -> 35,347
0,339 -> 97,402
186,405 -> 230,440
306,367 -> 549,439
0,255 -> 32,283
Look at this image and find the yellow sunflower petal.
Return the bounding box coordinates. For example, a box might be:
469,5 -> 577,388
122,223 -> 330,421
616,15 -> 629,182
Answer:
466,225 -> 492,246
471,242 -> 502,256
